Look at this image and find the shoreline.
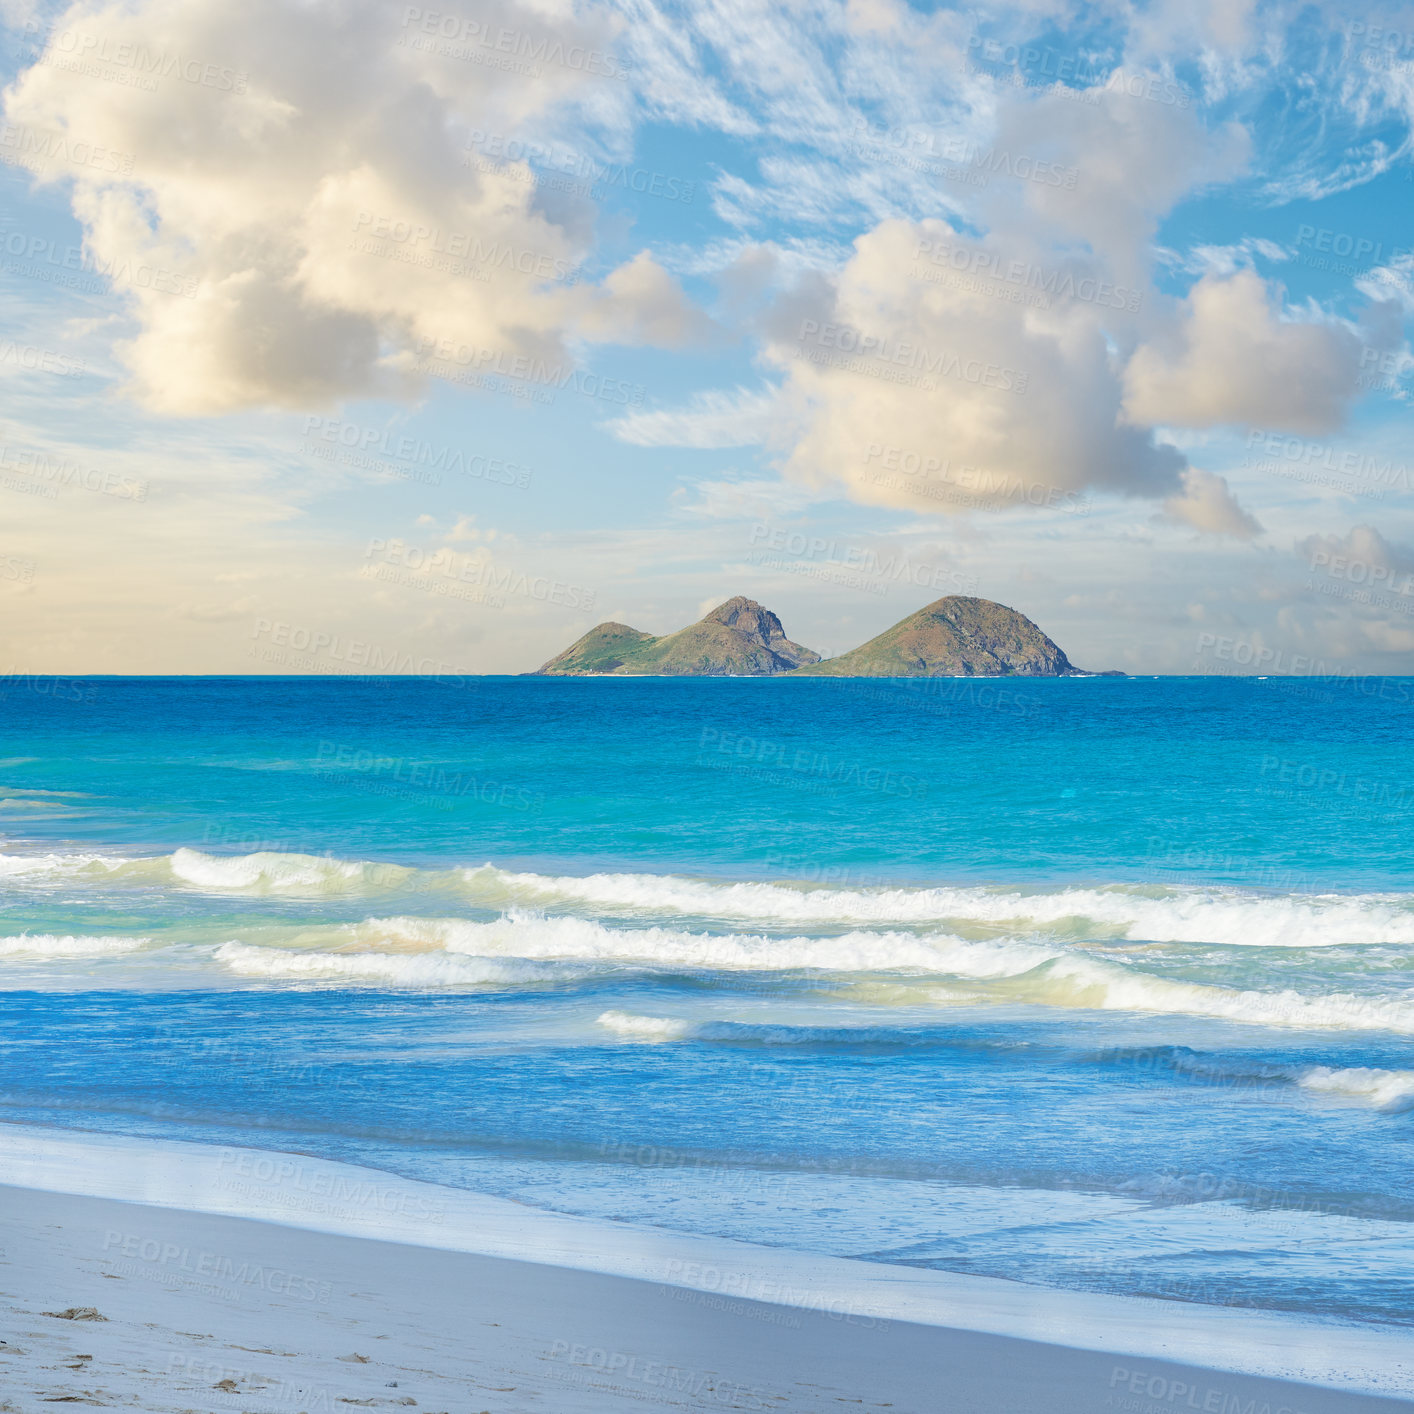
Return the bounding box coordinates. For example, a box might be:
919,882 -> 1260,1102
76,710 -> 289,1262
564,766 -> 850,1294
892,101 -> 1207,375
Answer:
1,1122 -> 1412,1410
5,1182 -> 1410,1414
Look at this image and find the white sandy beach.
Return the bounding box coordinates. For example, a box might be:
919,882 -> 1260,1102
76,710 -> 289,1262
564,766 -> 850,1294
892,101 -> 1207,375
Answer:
1,1127 -> 1412,1413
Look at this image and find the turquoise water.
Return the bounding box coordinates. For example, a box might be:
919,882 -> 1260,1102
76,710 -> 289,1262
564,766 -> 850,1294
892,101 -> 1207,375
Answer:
2,675 -> 1412,1325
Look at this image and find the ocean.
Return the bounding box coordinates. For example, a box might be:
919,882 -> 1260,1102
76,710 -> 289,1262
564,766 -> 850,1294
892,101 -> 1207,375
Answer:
2,674 -> 1412,1328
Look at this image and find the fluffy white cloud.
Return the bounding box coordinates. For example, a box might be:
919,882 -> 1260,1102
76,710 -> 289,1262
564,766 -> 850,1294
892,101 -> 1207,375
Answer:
1161,467 -> 1262,539
3,0 -> 697,414
1123,271 -> 1364,434
754,216 -> 1185,513
1297,523 -> 1414,578
982,81 -> 1250,291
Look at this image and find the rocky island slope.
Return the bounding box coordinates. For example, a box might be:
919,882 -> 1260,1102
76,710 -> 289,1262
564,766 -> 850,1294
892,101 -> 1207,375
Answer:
536,594 -> 1117,677
535,596 -> 821,675
791,595 -> 1108,676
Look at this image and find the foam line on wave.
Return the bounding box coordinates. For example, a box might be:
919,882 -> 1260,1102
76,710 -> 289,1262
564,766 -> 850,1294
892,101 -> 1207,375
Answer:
6,847 -> 1414,949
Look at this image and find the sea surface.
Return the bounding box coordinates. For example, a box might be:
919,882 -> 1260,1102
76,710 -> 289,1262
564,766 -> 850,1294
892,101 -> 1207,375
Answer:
2,674 -> 1412,1327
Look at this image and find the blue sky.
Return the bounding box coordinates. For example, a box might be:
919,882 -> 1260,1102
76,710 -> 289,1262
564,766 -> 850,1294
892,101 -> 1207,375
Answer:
0,0 -> 1411,673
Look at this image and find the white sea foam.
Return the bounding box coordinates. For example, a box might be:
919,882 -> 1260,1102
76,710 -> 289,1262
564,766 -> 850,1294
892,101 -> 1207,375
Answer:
476,866 -> 1414,948
1104,1047 -> 1414,1110
1297,1065 -> 1414,1112
0,849 -> 116,879
593,1012 -> 996,1047
0,933 -> 150,958
355,912 -> 1059,977
169,848 -> 417,894
595,1010 -> 693,1041
996,956 -> 1414,1034
4,847 -> 1413,950
212,941 -> 563,987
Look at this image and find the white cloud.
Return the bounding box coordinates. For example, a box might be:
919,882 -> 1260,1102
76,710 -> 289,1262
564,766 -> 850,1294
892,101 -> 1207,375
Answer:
605,386 -> 779,447
756,216 -> 1185,513
3,0 -> 701,415
1297,523 -> 1414,576
669,475 -> 817,519
1161,467 -> 1263,538
1123,271 -> 1364,434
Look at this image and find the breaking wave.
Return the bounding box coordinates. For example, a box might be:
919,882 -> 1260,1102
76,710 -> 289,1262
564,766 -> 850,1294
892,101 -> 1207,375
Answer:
3,847 -> 1411,950
212,941 -> 567,988
0,933 -> 150,958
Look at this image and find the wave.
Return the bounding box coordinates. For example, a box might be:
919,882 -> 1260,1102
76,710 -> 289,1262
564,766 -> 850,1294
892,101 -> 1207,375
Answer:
482,866 -> 1414,949
596,1010 -> 693,1041
7,847 -> 1410,950
204,915 -> 1414,1035
170,848 -> 422,893
594,1011 -> 1023,1050
992,957 -> 1414,1035
1297,1065 -> 1414,1112
0,847 -> 433,895
4,849 -> 1413,1035
352,912 -> 1058,976
212,941 -> 567,988
0,933 -> 150,959
1094,1046 -> 1414,1111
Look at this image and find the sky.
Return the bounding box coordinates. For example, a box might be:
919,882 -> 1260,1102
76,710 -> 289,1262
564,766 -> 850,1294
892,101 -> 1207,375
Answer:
0,0 -> 1412,675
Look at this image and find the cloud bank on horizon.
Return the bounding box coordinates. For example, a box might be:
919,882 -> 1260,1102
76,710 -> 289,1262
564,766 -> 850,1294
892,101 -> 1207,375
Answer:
1,0 -> 1412,672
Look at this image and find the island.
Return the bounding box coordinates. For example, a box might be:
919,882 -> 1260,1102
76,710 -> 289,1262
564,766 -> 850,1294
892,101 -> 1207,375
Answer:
536,594 -> 1120,676
535,596 -> 821,675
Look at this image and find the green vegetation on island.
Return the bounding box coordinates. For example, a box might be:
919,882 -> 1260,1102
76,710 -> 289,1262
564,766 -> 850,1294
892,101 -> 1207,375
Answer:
535,596 -> 821,675
536,594 -> 1117,677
